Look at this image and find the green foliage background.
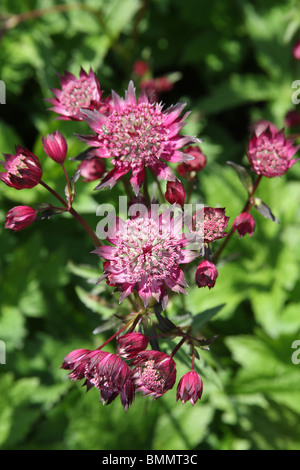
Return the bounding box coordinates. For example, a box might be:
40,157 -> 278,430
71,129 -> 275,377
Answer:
0,0 -> 300,450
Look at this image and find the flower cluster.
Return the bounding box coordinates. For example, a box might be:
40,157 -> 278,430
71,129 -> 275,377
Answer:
1,65 -> 299,411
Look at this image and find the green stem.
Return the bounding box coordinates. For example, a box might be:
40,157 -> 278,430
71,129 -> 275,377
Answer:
39,180 -> 101,247
211,174 -> 262,264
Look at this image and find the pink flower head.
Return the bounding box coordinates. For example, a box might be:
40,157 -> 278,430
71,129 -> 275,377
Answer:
42,130 -> 68,164
78,157 -> 106,182
195,260 -> 218,289
0,145 -> 42,189
47,68 -> 107,121
62,348 -> 135,410
132,350 -> 176,399
247,126 -> 300,177
117,332 -> 149,360
191,207 -> 229,244
292,39 -> 300,60
94,207 -> 199,310
232,212 -> 255,238
5,205 -> 37,231
177,145 -> 207,178
176,370 -> 203,405
78,81 -> 198,195
165,180 -> 186,208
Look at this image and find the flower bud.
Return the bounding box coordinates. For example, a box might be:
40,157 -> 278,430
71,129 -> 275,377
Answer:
117,332 -> 149,360
177,146 -> 207,179
165,180 -> 186,208
0,146 -> 42,189
78,157 -> 106,182
5,205 -> 37,231
176,370 -> 203,405
195,260 -> 218,289
293,39 -> 300,60
42,131 -> 68,164
232,212 -> 255,238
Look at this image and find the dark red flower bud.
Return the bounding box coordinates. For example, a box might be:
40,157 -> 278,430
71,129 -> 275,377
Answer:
177,146 -> 207,178
195,260 -> 218,289
293,39 -> 300,60
232,212 -> 255,238
42,131 -> 68,164
0,145 -> 42,189
165,180 -> 186,208
5,205 -> 37,231
78,157 -> 106,182
117,332 -> 149,360
176,370 -> 203,405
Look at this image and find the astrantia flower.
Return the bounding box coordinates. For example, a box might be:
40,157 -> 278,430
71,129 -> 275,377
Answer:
176,370 -> 203,405
132,350 -> 176,399
117,332 -> 149,360
191,207 -> 229,244
94,207 -> 199,309
78,81 -> 198,195
42,131 -> 68,164
0,145 -> 42,189
232,212 -> 255,238
247,126 -> 299,177
195,260 -> 218,289
5,205 -> 37,231
47,68 -> 107,121
62,348 -> 135,410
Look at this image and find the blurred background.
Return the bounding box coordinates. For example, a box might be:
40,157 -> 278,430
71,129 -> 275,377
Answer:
0,0 -> 300,450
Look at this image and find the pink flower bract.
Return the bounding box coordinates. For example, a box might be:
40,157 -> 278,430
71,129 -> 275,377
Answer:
78,81 -> 198,195
94,207 -> 199,310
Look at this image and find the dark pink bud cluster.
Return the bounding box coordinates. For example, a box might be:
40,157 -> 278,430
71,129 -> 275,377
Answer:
5,205 -> 37,231
0,146 -> 42,189
62,332 -> 181,409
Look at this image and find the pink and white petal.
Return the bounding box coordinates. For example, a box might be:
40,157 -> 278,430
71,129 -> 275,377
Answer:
125,81 -> 137,106
149,160 -> 176,182
130,167 -> 145,196
79,109 -> 107,133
